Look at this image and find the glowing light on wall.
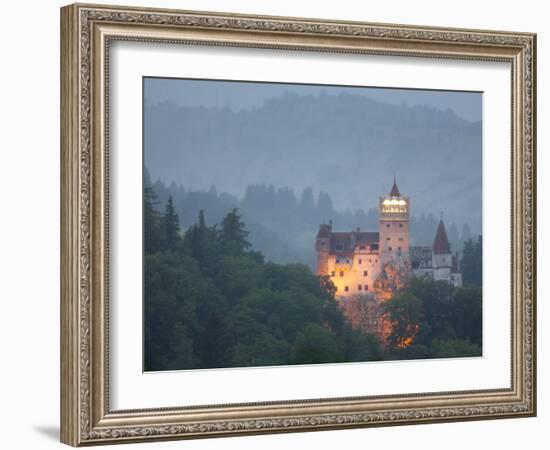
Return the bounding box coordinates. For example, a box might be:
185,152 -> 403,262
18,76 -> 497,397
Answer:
382,198 -> 407,206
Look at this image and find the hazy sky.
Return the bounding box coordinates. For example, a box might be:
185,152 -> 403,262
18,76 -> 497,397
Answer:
144,77 -> 482,232
144,77 -> 482,123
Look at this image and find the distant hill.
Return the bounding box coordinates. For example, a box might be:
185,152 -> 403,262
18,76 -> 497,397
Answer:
145,91 -> 482,233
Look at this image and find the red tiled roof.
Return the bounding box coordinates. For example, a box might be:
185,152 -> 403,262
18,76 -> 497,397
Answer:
329,231 -> 379,252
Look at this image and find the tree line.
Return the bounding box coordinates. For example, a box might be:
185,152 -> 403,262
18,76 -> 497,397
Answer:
146,169 -> 476,268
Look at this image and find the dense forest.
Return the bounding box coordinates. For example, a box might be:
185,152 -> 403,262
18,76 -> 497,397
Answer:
144,189 -> 483,371
144,190 -> 384,370
383,276 -> 481,360
146,170 -> 476,270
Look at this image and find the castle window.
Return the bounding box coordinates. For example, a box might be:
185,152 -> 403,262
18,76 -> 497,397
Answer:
358,285 -> 362,291
344,286 -> 349,292
331,271 -> 335,277
359,245 -> 366,250
340,271 -> 344,277
386,237 -> 391,241
386,224 -> 390,228
399,237 -> 403,241
399,224 -> 403,228
358,259 -> 362,265
365,285 -> 369,291
363,270 -> 368,276
389,247 -> 392,251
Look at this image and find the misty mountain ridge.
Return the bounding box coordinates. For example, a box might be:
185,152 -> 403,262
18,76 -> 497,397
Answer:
145,91 -> 482,232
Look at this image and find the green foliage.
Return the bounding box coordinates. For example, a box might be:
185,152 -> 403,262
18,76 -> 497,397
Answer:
338,327 -> 384,362
451,285 -> 482,347
291,324 -> 341,364
162,195 -> 180,251
407,277 -> 456,344
431,339 -> 481,358
384,276 -> 483,360
219,208 -> 251,254
143,251 -> 206,370
144,186 -> 163,254
395,344 -> 432,360
462,236 -> 482,287
384,291 -> 423,349
145,193 -> 382,371
182,210 -> 221,276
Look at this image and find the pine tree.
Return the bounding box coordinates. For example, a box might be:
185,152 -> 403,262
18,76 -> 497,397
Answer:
461,236 -> 482,287
461,223 -> 472,242
162,195 -> 180,250
317,191 -> 334,221
448,223 -> 460,253
182,210 -> 220,276
219,208 -> 251,254
144,186 -> 162,254
188,210 -> 207,263
300,187 -> 315,214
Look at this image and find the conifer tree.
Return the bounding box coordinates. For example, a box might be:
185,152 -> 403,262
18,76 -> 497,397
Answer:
461,236 -> 482,287
299,187 -> 316,216
317,191 -> 334,221
182,210 -> 220,276
144,186 -> 162,254
188,209 -> 207,263
219,208 -> 251,254
162,195 -> 180,250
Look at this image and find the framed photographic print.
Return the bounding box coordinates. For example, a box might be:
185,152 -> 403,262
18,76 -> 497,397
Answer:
60,3 -> 537,446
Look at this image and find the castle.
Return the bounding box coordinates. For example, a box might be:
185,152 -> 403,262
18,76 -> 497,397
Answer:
315,178 -> 462,301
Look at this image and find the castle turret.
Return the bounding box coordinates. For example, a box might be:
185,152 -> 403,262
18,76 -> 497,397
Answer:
432,217 -> 452,268
431,216 -> 457,284
316,221 -> 332,275
379,177 -> 410,263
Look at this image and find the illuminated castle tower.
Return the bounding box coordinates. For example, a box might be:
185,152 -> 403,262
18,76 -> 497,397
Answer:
378,177 -> 410,263
315,178 -> 460,300
315,178 -> 409,299
315,178 -> 462,345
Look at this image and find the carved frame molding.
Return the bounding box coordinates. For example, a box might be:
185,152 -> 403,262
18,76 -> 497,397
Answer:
60,3 -> 536,446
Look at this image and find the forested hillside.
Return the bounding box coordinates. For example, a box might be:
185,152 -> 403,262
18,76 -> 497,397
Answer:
144,190 -> 383,371
146,170 -> 475,269
144,190 -> 483,371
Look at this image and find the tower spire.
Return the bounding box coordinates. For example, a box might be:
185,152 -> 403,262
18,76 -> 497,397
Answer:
389,176 -> 401,197
433,216 -> 451,254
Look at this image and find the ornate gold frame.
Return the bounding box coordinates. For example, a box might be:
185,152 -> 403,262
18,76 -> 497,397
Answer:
60,3 -> 536,446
